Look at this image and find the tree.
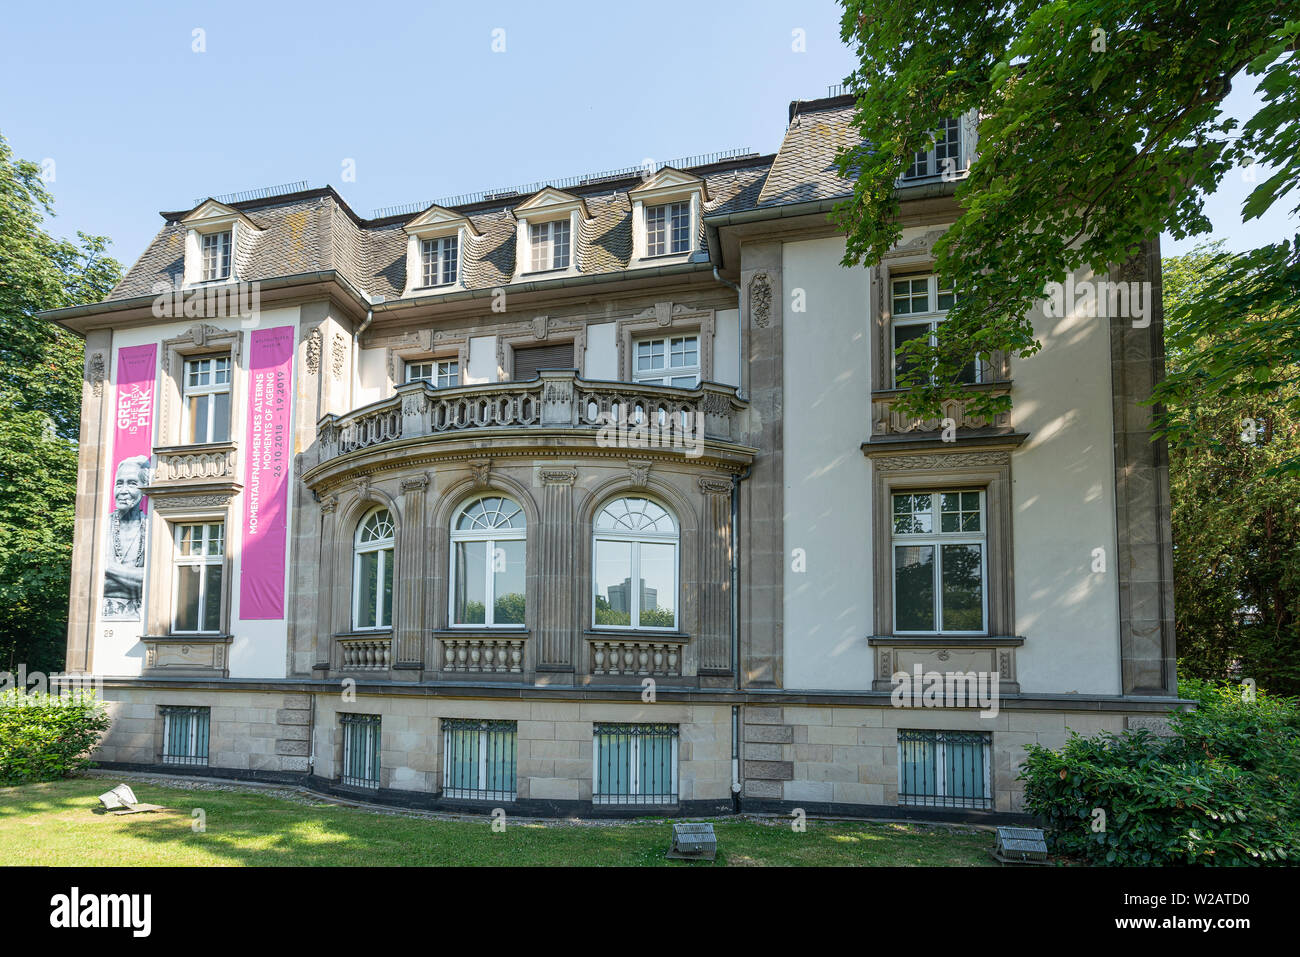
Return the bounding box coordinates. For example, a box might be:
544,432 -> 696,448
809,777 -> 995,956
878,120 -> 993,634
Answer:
1163,243 -> 1300,696
0,133 -> 121,675
833,1 -> 1299,453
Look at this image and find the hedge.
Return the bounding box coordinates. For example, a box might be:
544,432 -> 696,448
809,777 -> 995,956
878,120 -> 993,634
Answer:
0,689 -> 112,786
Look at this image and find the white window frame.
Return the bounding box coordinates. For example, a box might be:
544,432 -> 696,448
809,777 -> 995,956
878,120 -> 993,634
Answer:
449,496 -> 527,629
200,229 -> 233,282
160,706 -> 210,766
171,522 -> 225,635
420,235 -> 459,287
592,724 -> 679,805
529,219 -> 571,271
442,720 -> 518,801
645,201 -> 691,257
352,508 -> 395,631
182,355 -> 233,444
405,359 -> 460,388
890,273 -> 979,387
903,118 -> 963,180
631,334 -> 701,389
890,490 -> 988,636
897,730 -> 992,809
591,497 -> 679,632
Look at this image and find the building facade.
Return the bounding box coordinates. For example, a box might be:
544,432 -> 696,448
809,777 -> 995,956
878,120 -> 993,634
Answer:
45,92 -> 1181,818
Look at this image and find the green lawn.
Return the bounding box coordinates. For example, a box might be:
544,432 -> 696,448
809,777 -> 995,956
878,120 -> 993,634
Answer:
0,777 -> 996,866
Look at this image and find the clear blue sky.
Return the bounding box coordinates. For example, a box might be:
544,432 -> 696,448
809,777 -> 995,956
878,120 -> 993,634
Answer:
0,0 -> 1291,272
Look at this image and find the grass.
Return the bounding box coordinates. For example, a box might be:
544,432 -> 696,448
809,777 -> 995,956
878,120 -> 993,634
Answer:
0,776 -> 996,866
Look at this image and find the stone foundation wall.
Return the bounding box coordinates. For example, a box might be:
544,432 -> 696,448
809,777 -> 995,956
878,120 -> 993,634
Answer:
90,685 -> 1170,816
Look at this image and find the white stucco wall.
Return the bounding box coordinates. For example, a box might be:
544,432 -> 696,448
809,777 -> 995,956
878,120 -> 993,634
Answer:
584,322 -> 617,379
778,233 -> 1121,694
354,343 -> 387,406
94,305 -> 299,678
781,237 -> 874,690
713,308 -> 740,386
467,335 -> 496,384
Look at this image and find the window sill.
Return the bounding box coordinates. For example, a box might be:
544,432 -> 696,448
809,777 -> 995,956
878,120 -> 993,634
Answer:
144,634 -> 232,643
335,629 -> 393,639
585,629 -> 689,643
867,635 -> 1024,646
434,628 -> 529,638
871,380 -> 1012,399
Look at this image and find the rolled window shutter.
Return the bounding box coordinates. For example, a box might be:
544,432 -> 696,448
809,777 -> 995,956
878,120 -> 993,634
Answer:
512,343 -> 576,380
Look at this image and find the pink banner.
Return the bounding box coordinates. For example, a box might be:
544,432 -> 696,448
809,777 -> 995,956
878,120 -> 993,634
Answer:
103,344 -> 157,620
240,326 -> 295,620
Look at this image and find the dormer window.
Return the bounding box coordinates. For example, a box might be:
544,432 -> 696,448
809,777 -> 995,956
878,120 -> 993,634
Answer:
530,220 -> 571,271
402,203 -> 477,296
646,202 -> 691,257
201,230 -> 232,281
629,167 -> 707,266
180,200 -> 257,287
421,235 -> 459,287
904,118 -> 963,179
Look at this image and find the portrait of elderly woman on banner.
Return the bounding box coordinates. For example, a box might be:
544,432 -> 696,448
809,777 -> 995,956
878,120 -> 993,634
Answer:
103,454 -> 150,619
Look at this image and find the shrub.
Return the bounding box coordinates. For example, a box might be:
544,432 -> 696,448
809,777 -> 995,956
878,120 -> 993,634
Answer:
1019,679 -> 1300,865
0,689 -> 111,785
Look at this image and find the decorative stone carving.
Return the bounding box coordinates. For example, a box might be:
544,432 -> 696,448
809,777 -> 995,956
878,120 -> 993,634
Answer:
999,651 -> 1011,679
319,496 -> 338,514
468,459 -> 492,488
627,459 -> 652,488
401,393 -> 428,416
531,316 -> 549,339
89,353 -> 105,398
331,333 -> 347,379
698,475 -> 732,495
749,273 -> 772,328
400,474 -> 430,493
148,492 -> 235,510
305,329 -> 322,375
654,301 -> 672,327
872,450 -> 1012,471
539,467 -> 577,486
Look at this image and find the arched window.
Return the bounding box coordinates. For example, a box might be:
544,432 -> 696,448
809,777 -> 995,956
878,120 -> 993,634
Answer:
353,508 -> 394,630
450,496 -> 527,627
592,497 -> 678,630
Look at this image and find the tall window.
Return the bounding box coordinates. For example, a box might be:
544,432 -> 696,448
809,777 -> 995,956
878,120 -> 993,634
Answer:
443,719 -> 517,801
646,201 -> 691,256
450,496 -> 526,627
353,508 -> 394,630
891,273 -> 977,386
593,723 -> 678,804
529,219 -> 570,271
892,490 -> 986,634
593,497 -> 678,630
903,118 -> 962,179
898,729 -> 991,809
183,356 -> 232,444
340,713 -> 381,788
421,235 -> 459,287
405,359 -> 459,388
173,522 -> 224,634
161,706 -> 210,766
201,230 -> 232,281
633,334 -> 700,388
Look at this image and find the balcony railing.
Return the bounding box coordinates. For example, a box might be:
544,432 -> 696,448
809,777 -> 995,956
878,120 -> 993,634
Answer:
870,386 -> 1010,438
316,370 -> 749,465
150,442 -> 238,485
337,635 -> 392,671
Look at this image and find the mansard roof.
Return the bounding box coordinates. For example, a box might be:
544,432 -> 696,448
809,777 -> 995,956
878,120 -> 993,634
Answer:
103,94 -> 862,304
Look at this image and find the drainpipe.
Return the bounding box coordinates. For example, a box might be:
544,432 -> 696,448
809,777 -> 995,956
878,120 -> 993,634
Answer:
351,306 -> 374,405
712,264 -> 739,295
730,465 -> 752,812
306,690 -> 317,779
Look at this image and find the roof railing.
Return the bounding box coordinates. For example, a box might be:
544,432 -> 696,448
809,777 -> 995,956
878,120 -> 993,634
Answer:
193,181 -> 310,207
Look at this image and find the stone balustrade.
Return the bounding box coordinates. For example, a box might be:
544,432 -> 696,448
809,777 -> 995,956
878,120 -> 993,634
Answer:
439,635 -> 526,674
589,637 -> 682,677
150,442 -> 238,485
870,386 -> 1011,437
338,636 -> 392,671
316,370 -> 749,464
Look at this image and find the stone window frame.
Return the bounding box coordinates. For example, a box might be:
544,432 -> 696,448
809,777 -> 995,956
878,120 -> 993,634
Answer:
615,304 -> 714,385
871,239 -> 1007,395
142,494 -> 236,641
498,320 -> 587,382
446,491 -> 530,631
158,324 -> 242,450
385,333 -> 470,392
329,490 -> 403,642
869,449 -> 1016,639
